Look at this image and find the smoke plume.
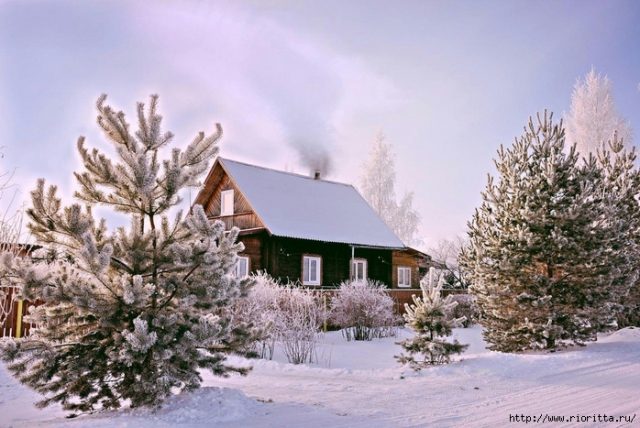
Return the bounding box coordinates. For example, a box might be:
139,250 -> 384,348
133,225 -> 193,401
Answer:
293,142 -> 333,178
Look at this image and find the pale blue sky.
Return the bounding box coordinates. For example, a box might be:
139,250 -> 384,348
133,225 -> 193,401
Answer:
1,0 -> 639,247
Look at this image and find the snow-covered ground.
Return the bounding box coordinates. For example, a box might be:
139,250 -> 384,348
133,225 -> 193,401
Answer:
1,326 -> 639,427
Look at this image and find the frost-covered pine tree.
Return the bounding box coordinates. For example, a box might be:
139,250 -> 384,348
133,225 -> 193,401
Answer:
460,112 -> 620,352
565,68 -> 633,158
360,132 -> 421,245
0,95 -> 254,412
595,134 -> 640,328
396,268 -> 467,368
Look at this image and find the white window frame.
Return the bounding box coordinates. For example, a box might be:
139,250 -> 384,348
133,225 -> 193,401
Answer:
398,266 -> 411,288
235,256 -> 250,277
220,189 -> 234,216
302,255 -> 322,286
351,258 -> 367,282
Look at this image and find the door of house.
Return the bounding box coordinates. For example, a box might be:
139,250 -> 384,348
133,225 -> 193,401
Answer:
351,259 -> 367,282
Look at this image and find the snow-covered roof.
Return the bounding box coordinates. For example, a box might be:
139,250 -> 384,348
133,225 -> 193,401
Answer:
218,158 -> 405,249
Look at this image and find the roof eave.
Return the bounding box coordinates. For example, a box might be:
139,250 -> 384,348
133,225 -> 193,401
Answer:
270,233 -> 405,250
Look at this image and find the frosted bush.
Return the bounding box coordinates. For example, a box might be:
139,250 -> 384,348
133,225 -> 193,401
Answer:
233,273 -> 325,364
448,293 -> 480,328
274,285 -> 325,364
330,279 -> 398,341
232,272 -> 280,359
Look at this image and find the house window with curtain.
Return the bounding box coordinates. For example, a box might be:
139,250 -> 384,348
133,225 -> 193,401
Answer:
398,266 -> 411,288
302,255 -> 322,286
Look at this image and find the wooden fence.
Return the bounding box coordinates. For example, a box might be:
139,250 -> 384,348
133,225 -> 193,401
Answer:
314,288 -> 466,315
1,286 -> 37,338
1,288 -> 467,338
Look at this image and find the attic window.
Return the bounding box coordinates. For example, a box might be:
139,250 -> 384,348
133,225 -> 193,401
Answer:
220,189 -> 234,216
302,255 -> 322,286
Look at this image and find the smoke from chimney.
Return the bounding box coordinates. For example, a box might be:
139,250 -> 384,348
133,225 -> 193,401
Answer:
292,142 -> 333,179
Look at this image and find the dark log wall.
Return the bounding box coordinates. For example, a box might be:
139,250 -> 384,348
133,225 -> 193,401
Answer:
236,235 -> 429,289
267,237 -> 393,287
237,233 -> 266,273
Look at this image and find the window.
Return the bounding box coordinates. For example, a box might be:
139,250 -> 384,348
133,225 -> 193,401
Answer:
398,267 -> 411,288
235,256 -> 249,277
302,255 -> 322,286
351,258 -> 367,282
220,189 -> 234,216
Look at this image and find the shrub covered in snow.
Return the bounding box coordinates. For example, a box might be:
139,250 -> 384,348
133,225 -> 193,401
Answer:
232,272 -> 280,359
275,285 -> 325,364
233,272 -> 325,364
329,279 -> 398,341
397,268 -> 468,368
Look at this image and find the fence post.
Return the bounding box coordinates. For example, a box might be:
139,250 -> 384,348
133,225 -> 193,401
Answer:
322,292 -> 328,332
15,300 -> 23,338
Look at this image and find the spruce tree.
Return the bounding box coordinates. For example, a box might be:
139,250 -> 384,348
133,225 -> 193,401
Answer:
460,112 -> 617,352
0,95 -> 254,412
396,268 -> 467,368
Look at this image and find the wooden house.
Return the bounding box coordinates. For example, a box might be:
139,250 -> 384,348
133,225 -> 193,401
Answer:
193,158 -> 431,288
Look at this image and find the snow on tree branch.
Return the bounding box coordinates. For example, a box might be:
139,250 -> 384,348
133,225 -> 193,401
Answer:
0,95 -> 255,413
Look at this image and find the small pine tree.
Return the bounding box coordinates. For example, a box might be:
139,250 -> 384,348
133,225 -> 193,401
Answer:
396,268 -> 468,369
460,112 -> 625,352
0,95 -> 255,412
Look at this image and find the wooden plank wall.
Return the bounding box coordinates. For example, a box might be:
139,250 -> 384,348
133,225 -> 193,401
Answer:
391,250 -> 421,288
198,162 -> 264,230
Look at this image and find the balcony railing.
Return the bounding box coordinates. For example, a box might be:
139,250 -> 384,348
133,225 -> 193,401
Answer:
209,212 -> 261,231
